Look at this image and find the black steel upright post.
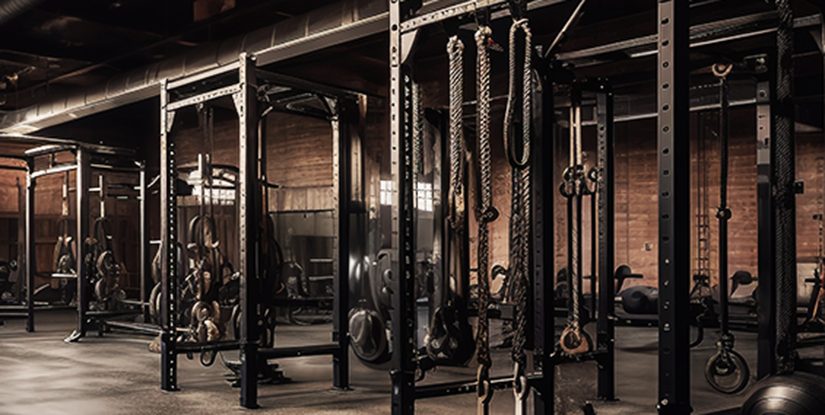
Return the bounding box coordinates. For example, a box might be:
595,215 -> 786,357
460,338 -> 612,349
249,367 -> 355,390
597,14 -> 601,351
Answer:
656,1 -> 691,414
25,157 -> 35,332
139,161 -> 150,323
75,148 -> 91,339
389,1 -> 417,413
159,79 -> 180,392
532,60 -> 555,415
332,99 -> 351,390
595,83 -> 615,401
237,53 -> 261,409
718,75 -> 730,335
755,76 -> 776,379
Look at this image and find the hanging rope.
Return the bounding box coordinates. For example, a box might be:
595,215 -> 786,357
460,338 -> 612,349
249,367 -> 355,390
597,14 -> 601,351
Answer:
474,25 -> 496,415
504,19 -> 533,169
773,0 -> 796,375
447,35 -> 465,231
559,99 -> 592,358
503,17 -> 532,415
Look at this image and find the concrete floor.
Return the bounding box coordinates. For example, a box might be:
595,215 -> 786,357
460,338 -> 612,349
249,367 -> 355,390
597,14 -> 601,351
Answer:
0,311 -> 754,414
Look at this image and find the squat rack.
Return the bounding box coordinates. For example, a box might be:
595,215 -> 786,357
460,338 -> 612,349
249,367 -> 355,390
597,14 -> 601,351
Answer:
0,149 -> 34,330
388,1 -> 618,414
654,1 -> 797,414
0,135 -> 146,335
158,53 -> 362,409
24,142 -> 146,343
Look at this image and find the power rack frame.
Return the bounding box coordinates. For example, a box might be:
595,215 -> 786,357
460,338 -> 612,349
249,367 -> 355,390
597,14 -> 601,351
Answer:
388,1 -> 616,414
0,151 -> 35,330
21,143 -> 148,343
0,135 -> 147,335
158,53 -> 362,409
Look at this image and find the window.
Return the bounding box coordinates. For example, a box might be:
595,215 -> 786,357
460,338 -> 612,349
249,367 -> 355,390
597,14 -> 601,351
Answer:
416,182 -> 433,212
380,180 -> 393,206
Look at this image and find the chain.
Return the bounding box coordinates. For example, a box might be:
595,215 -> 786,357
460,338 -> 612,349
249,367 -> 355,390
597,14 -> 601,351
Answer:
474,25 -> 496,415
504,18 -> 533,414
447,35 -> 465,231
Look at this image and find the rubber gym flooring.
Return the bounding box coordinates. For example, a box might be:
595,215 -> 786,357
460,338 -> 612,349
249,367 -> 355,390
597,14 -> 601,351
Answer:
0,311 -> 754,414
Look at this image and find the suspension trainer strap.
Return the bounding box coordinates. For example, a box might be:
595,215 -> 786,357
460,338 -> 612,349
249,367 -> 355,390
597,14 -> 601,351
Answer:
559,93 -> 593,358
474,25 -> 496,415
504,17 -> 532,415
571,105 -> 582,327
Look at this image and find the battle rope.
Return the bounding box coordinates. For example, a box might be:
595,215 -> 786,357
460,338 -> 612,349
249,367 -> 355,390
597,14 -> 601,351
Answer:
474,25 -> 496,415
503,17 -> 532,415
773,0 -> 796,375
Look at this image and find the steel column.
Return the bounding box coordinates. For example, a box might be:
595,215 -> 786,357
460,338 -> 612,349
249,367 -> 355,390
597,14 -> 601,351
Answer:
755,77 -> 776,378
24,157 -> 35,332
160,79 -> 180,392
531,61 -> 555,415
71,148 -> 91,341
332,99 -> 351,390
237,53 -> 260,409
595,84 -> 615,401
139,162 -> 149,323
389,1 -> 417,413
656,1 -> 691,414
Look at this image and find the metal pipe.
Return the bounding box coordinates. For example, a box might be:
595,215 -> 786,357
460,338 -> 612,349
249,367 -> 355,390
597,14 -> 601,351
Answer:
29,164 -> 76,180
24,157 -> 34,332
139,162 -> 149,323
0,0 -> 44,26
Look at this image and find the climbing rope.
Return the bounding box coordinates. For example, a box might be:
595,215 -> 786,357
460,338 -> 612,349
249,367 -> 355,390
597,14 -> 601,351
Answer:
447,35 -> 465,231
474,25 -> 496,415
503,17 -> 532,415
773,0 -> 796,375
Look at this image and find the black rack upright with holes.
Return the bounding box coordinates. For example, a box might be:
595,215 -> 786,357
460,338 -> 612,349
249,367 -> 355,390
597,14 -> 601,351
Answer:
387,1 -> 595,414
158,53 -> 360,409
656,1 -> 692,414
0,137 -> 147,336
0,151 -> 34,330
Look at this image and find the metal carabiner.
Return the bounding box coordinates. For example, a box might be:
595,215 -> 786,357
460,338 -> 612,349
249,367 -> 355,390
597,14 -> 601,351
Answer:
512,362 -> 529,415
477,365 -> 493,415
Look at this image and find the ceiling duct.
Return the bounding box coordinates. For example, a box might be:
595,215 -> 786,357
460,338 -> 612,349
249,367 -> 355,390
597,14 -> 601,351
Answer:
0,0 -> 570,133
0,0 -> 43,26
0,0 -> 389,133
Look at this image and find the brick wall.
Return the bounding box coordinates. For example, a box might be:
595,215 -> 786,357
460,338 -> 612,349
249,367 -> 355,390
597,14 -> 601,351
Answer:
0,104 -> 821,291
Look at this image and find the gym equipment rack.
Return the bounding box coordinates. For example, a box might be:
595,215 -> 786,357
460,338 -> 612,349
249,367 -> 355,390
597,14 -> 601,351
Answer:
0,149 -> 37,330
0,135 -> 147,334
22,142 -> 148,343
158,53 -> 364,409
388,1 -> 617,414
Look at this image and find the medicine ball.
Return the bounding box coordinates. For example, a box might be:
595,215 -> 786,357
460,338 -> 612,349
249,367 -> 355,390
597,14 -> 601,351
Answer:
741,372 -> 825,415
